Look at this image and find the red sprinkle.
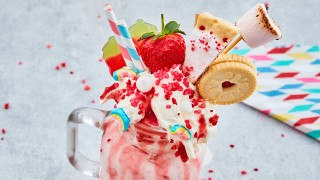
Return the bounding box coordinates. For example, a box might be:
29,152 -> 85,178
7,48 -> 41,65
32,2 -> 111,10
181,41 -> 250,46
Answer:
81,79 -> 86,84
4,103 -> 9,110
241,170 -> 247,175
229,144 -> 235,148
1,128 -> 6,134
61,62 -> 66,68
18,61 -> 23,65
91,100 -> 95,104
208,169 -> 214,173
199,25 -> 206,31
55,66 -> 60,70
46,43 -> 52,49
84,85 -> 91,91
254,168 -> 259,172
166,105 -> 171,109
222,37 -> 228,43
69,71 -> 74,75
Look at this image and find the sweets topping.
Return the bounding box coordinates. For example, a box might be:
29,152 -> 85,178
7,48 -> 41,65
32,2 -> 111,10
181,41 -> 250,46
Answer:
236,3 -> 282,48
184,12 -> 239,84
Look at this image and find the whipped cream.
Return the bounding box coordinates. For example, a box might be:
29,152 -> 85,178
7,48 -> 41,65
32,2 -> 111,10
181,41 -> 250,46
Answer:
100,64 -> 219,161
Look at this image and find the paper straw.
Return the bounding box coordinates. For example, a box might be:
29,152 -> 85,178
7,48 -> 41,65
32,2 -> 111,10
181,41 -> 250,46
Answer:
103,4 -> 136,71
117,19 -> 145,73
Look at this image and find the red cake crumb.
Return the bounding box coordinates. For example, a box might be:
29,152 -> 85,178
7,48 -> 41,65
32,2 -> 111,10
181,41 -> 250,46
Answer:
46,43 -> 52,49
91,100 -> 95,104
4,103 -> 9,110
208,178 -> 212,180
208,169 -> 214,173
166,105 -> 171,109
209,114 -> 219,126
18,61 -> 23,65
69,71 -> 74,75
241,170 -> 247,175
254,168 -> 259,172
55,66 -> 60,70
230,144 -> 235,148
99,58 -> 103,62
0,137 -> 3,140
1,128 -> 6,134
97,15 -> 101,19
84,85 -> 91,91
81,79 -> 86,84
281,134 -> 285,138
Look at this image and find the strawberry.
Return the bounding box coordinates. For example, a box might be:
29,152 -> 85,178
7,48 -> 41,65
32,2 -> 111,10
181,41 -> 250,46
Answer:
138,14 -> 186,73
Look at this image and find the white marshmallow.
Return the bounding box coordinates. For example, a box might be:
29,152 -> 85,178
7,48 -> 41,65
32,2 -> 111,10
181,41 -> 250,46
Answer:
136,74 -> 154,92
236,3 -> 282,48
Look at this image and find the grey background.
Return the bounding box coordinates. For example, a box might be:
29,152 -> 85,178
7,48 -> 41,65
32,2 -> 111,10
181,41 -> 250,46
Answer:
0,0 -> 320,179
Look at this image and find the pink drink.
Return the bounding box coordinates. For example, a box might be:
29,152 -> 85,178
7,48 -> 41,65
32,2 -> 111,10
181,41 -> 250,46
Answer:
99,119 -> 205,179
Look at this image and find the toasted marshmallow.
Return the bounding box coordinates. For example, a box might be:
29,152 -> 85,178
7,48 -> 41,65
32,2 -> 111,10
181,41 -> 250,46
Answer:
236,3 -> 282,48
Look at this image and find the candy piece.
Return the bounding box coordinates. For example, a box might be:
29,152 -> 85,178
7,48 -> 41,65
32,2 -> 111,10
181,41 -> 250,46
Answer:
197,55 -> 257,105
170,124 -> 192,140
103,36 -> 126,75
180,99 -> 193,115
184,12 -> 239,84
111,108 -> 130,132
236,3 -> 282,48
136,73 -> 154,92
112,67 -> 137,81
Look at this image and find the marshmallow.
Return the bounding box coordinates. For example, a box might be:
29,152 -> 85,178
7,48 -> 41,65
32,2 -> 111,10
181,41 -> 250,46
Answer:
136,73 -> 154,92
236,3 -> 282,48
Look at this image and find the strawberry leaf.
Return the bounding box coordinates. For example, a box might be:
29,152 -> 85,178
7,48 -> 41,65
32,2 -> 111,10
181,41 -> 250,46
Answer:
164,21 -> 180,34
138,32 -> 156,41
173,29 -> 186,35
152,34 -> 162,40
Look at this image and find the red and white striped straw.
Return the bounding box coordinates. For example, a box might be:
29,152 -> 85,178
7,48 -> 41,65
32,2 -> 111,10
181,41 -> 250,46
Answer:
103,4 -> 136,71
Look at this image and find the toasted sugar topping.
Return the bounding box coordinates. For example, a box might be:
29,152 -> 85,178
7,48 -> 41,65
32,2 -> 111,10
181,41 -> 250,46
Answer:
195,12 -> 239,41
257,4 -> 282,37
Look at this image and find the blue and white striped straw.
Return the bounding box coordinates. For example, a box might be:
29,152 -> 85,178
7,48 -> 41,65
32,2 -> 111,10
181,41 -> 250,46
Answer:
117,19 -> 145,73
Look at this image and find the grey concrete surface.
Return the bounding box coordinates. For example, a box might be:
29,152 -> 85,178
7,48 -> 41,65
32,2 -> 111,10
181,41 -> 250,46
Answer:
0,0 -> 319,179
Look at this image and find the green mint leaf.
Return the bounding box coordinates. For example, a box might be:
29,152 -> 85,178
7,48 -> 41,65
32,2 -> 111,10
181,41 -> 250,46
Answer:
164,21 -> 180,34
138,32 -> 156,41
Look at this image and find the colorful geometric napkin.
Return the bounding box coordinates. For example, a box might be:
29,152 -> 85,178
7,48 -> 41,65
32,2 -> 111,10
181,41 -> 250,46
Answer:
231,45 -> 320,141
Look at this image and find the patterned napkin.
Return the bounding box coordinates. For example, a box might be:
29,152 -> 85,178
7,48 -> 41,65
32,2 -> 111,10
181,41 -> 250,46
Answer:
231,45 -> 320,141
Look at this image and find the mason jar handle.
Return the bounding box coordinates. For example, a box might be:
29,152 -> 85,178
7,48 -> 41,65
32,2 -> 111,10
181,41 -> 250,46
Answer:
67,107 -> 109,178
